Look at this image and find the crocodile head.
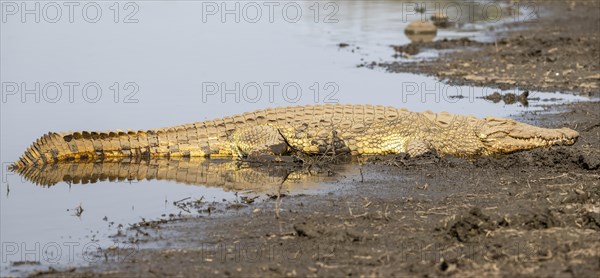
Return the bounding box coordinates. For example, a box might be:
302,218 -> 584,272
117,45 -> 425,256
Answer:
478,117 -> 579,154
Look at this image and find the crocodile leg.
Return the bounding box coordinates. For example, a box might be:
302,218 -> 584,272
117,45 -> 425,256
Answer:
228,125 -> 290,157
406,140 -> 433,157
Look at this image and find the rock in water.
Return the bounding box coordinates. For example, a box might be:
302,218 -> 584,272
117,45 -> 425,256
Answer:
405,21 -> 437,42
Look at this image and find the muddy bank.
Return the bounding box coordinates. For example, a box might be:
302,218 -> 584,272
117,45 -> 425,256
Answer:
35,100 -> 600,277
373,0 -> 600,96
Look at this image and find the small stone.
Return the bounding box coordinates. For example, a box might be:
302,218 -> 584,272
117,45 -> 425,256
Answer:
404,21 -> 437,43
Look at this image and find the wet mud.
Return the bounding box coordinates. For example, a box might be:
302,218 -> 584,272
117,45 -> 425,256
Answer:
374,0 -> 600,96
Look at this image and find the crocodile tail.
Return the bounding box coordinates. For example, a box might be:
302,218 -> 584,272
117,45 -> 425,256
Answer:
9,130 -> 158,170
10,132 -> 63,170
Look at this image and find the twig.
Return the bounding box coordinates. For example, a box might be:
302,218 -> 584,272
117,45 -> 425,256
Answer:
538,173 -> 568,180
359,166 -> 364,183
583,122 -> 600,132
173,197 -> 191,204
275,183 -> 282,220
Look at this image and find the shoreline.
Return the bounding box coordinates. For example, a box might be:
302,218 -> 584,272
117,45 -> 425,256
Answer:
373,0 -> 599,97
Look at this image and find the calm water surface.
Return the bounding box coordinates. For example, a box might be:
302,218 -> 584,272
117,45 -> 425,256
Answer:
0,1 -> 590,275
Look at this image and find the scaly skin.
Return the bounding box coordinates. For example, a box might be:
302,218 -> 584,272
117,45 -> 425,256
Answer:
10,104 -> 579,169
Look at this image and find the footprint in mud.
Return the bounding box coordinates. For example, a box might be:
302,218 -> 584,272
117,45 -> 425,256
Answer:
518,208 -> 561,230
294,220 -> 371,242
447,207 -> 561,243
446,207 -> 499,243
582,212 -> 600,230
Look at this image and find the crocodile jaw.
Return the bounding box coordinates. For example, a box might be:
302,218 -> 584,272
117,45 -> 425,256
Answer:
478,117 -> 579,154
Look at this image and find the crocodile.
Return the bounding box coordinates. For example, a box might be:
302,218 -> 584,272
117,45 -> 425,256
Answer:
10,104 -> 579,169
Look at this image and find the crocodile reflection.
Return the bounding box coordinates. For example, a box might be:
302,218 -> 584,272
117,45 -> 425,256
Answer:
11,157 -> 354,191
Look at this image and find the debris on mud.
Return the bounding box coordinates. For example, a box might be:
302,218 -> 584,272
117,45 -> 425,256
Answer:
389,37 -> 486,56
